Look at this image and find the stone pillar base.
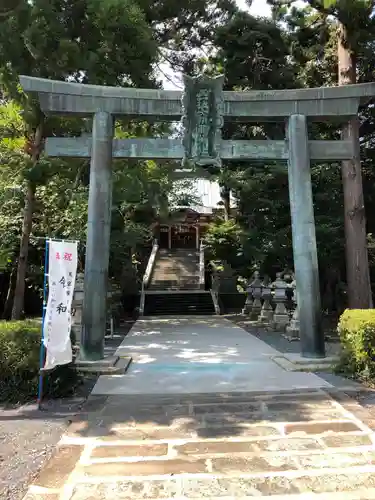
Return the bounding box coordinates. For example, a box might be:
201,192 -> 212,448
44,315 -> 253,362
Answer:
273,314 -> 290,331
259,309 -> 274,323
250,308 -> 262,321
285,319 -> 300,340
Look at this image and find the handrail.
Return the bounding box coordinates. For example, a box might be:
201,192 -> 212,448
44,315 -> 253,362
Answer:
139,239 -> 159,316
199,240 -> 205,290
210,270 -> 220,315
139,281 -> 146,317
210,289 -> 220,315
143,239 -> 159,288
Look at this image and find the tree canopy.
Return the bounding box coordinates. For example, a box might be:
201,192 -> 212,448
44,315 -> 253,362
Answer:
0,0 -> 375,317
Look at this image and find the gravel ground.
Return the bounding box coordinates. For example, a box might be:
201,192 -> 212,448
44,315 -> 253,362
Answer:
0,322 -> 133,500
0,397 -> 84,499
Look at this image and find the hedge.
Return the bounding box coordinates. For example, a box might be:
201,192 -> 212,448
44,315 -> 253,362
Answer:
0,320 -> 80,404
336,309 -> 375,379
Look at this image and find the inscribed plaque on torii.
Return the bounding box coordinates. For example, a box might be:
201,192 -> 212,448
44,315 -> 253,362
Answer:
181,74 -> 224,168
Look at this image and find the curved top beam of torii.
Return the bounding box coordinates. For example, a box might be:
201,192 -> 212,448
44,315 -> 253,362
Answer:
19,75 -> 375,122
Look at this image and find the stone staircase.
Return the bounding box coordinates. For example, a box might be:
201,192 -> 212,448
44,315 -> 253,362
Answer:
144,291 -> 215,316
149,249 -> 200,291
144,248 -> 215,316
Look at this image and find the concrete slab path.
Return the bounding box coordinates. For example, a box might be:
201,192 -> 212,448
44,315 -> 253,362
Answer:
20,316 -> 375,499
92,316 -> 333,395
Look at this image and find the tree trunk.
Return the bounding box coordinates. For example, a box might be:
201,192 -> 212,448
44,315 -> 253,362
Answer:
338,22 -> 373,308
11,121 -> 44,319
2,263 -> 17,319
220,183 -> 231,221
11,181 -> 35,319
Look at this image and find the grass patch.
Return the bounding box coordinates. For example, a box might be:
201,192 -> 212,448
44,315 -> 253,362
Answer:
0,319 -> 80,404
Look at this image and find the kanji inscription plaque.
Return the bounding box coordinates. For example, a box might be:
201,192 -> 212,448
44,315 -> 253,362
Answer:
181,74 -> 224,168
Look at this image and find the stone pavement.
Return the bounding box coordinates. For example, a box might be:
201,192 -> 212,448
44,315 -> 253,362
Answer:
20,317 -> 375,499
92,317 -> 333,395
23,389 -> 375,499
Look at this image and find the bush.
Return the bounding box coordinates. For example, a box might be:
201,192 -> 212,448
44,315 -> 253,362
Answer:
336,309 -> 375,379
0,320 -> 80,404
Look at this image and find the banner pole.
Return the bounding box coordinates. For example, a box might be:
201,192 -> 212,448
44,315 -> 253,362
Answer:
37,238 -> 49,410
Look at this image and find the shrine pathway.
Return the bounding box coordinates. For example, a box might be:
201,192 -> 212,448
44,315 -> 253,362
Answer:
92,316 -> 333,395
22,316 -> 375,499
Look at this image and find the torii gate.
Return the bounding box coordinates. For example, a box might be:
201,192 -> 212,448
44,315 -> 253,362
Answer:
20,74 -> 375,361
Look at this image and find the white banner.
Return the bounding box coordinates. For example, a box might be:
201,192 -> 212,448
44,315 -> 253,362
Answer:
43,240 -> 78,370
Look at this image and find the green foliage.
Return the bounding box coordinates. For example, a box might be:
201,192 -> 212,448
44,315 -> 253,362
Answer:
0,248 -> 11,271
0,320 -> 80,403
268,0 -> 375,84
336,309 -> 375,379
1,0 -> 375,320
211,11 -> 297,90
204,220 -> 244,268
0,107 -> 196,300
139,0 -> 236,74
0,0 -> 158,94
195,0 -> 375,311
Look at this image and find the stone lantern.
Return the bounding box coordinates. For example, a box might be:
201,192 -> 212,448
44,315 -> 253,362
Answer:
71,273 -> 84,345
250,271 -> 263,320
242,282 -> 254,315
272,272 -> 289,330
286,279 -> 300,339
259,276 -> 273,323
71,275 -> 123,345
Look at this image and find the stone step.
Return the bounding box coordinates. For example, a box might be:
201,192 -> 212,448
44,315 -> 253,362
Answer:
67,474 -> 375,498
151,277 -> 199,282
149,286 -> 201,290
152,271 -> 199,277
148,288 -> 202,292
78,450 -> 375,476
64,482 -> 375,500
74,355 -> 132,375
153,264 -> 198,268
151,250 -> 200,289
25,389 -> 375,499
144,292 -> 215,315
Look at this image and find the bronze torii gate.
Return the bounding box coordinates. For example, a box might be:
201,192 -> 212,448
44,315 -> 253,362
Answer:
20,74 -> 375,361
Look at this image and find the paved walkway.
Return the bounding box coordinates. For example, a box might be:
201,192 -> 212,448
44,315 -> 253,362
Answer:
92,317 -> 332,395
21,317 -> 375,499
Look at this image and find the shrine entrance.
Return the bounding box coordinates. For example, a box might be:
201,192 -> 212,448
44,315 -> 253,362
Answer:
158,226 -> 169,249
171,225 -> 197,249
157,207 -> 205,250
20,73 -> 375,361
158,224 -> 198,249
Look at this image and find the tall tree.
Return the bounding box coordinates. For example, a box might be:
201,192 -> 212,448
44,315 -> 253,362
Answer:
194,11 -> 297,223
0,0 -> 158,318
0,0 -> 240,318
268,0 -> 375,308
308,1 -> 375,309
139,0 -> 236,75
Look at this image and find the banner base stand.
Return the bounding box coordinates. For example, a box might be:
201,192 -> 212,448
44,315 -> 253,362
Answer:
74,355 -> 132,375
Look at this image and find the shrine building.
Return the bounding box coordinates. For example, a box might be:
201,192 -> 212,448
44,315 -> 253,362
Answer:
153,178 -> 234,250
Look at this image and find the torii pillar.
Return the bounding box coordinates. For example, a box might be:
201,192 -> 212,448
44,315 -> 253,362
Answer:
287,115 -> 325,358
81,112 -> 114,361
